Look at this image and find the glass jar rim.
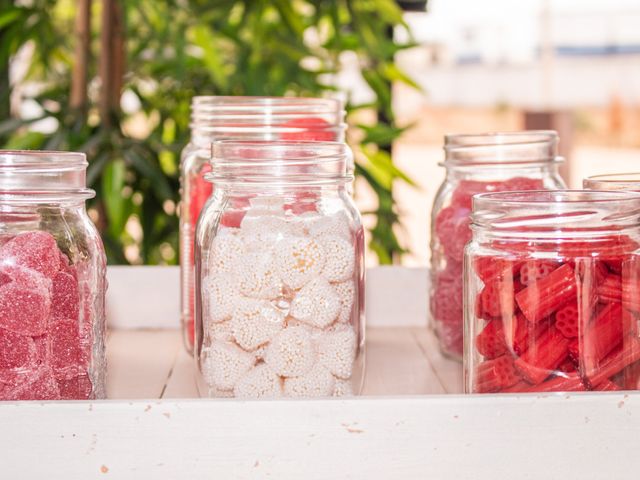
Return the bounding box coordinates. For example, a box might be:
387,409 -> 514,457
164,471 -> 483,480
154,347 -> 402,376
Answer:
0,150 -> 87,168
474,189 -> 640,207
208,140 -> 352,185
584,173 -> 640,190
443,130 -> 561,166
191,96 -> 343,112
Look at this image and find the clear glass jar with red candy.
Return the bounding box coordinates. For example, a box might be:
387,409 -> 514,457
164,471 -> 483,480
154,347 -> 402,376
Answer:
180,97 -> 346,354
465,190 -> 640,393
0,150 -> 106,400
430,131 -> 566,360
194,141 -> 364,398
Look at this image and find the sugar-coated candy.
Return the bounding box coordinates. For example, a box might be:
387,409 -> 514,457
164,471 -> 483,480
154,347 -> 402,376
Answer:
265,326 -> 316,378
50,318 -> 87,372
0,265 -> 51,336
209,320 -> 233,342
333,378 -> 354,397
333,280 -> 355,323
208,229 -> 243,273
57,373 -> 92,400
283,363 -> 335,398
0,328 -> 36,369
234,363 -> 283,399
248,196 -> 285,212
1,366 -> 60,401
231,298 -> 285,351
318,235 -> 355,282
275,236 -> 325,289
317,326 -> 356,379
0,231 -> 61,279
306,211 -> 351,240
202,341 -> 255,391
236,251 -> 281,299
51,270 -> 79,321
290,277 -> 341,328
203,273 -> 237,323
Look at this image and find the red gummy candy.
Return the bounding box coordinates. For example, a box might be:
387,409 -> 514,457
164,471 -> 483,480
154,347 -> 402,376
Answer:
0,265 -> 51,336
475,356 -> 521,393
51,271 -> 79,322
0,328 -> 36,369
1,366 -> 60,400
280,117 -> 335,141
0,231 -> 61,279
57,373 -> 92,400
50,318 -> 87,371
435,205 -> 471,260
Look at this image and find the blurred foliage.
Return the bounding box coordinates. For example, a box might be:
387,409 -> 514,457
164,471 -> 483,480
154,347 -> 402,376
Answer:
0,0 -> 421,265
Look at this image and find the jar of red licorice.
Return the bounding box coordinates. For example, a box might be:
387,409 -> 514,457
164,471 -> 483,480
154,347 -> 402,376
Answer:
465,190 -> 640,393
0,150 -> 106,400
180,97 -> 347,353
430,131 -> 566,359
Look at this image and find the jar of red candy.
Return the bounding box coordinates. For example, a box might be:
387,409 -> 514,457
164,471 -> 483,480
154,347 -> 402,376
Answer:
0,150 -> 106,400
195,141 -> 364,398
584,173 -> 640,192
180,97 -> 346,353
465,190 -> 640,393
430,131 -> 566,359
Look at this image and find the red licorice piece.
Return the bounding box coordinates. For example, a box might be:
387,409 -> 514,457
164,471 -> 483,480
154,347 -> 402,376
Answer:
522,374 -> 586,393
581,303 -> 624,375
475,319 -> 507,359
587,339 -> 640,387
519,260 -> 557,286
593,379 -> 621,391
503,313 -> 549,356
516,263 -> 577,324
479,278 -> 516,319
554,303 -> 580,338
475,356 -> 521,393
598,274 -> 622,303
514,327 -> 570,384
473,257 -> 522,284
280,117 -> 335,141
189,164 -> 213,226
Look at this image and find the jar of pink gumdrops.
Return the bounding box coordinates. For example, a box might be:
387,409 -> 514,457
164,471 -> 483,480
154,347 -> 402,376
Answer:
430,132 -> 566,360
0,150 -> 106,400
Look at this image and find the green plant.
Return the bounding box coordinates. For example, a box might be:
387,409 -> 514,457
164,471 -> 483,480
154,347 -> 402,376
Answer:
0,0 -> 421,265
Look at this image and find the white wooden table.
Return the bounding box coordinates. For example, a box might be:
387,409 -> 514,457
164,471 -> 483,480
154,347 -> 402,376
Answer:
1,266 -> 639,479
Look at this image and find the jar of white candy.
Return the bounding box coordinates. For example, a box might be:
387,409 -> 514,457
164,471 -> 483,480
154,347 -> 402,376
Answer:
195,141 -> 365,398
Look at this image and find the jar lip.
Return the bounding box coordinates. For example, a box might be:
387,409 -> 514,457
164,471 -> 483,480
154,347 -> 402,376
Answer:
474,189 -> 640,208
0,150 -> 87,168
444,130 -> 557,148
584,172 -> 640,190
191,96 -> 342,111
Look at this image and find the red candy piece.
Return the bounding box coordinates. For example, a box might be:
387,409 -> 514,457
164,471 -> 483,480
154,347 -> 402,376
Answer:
514,327 -> 570,384
519,260 -> 556,285
0,231 -> 61,279
1,366 -> 60,401
475,356 -> 521,393
475,320 -> 507,359
598,274 -> 622,303
51,271 -> 79,322
0,328 -> 36,369
581,303 -> 624,375
594,379 -> 622,391
189,164 -> 213,226
587,339 -> 640,387
435,205 -> 472,261
521,374 -> 585,393
50,318 -> 87,372
554,303 -> 580,338
0,265 -> 51,336
280,117 -> 335,141
57,373 -> 92,400
516,263 -> 577,324
479,279 -> 516,319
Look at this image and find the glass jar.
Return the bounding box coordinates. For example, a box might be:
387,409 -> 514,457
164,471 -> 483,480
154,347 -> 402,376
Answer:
584,173 -> 640,191
0,150 -> 107,400
195,141 -> 364,398
430,131 -> 566,360
465,190 -> 640,393
180,96 -> 346,353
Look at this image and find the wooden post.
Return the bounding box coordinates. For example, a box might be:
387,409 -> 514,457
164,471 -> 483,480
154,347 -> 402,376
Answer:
99,0 -> 125,127
70,0 -> 92,113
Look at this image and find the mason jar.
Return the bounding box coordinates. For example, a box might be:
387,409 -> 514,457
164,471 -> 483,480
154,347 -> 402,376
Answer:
430,131 -> 566,360
194,141 -> 364,398
0,150 -> 107,400
465,190 -> 640,393
584,173 -> 640,191
180,96 -> 346,353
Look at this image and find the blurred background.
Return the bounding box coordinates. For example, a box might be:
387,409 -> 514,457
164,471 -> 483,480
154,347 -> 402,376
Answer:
1,0 -> 639,267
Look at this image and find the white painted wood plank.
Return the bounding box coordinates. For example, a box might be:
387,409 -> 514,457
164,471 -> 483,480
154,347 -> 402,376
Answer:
1,393 -> 638,479
107,330 -> 180,399
363,328 -> 445,395
162,341 -> 199,399
106,266 -> 429,329
412,327 -> 464,394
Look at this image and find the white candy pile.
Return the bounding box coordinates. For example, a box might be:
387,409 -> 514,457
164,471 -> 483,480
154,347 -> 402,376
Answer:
200,201 -> 360,398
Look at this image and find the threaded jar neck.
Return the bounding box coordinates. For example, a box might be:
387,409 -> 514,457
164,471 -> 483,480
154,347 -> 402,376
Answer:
444,131 -> 561,168
208,141 -> 352,187
584,173 -> 640,191
471,190 -> 640,243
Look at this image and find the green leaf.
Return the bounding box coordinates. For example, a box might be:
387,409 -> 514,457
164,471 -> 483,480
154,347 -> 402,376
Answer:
189,23 -> 229,90
102,159 -> 128,238
124,146 -> 174,201
358,123 -> 411,147
380,62 -> 421,90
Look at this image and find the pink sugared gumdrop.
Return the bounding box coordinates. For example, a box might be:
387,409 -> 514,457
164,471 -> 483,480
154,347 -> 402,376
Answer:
0,231 -> 61,279
4,366 -> 60,400
50,318 -> 87,371
51,271 -> 79,322
0,328 -> 36,369
0,265 -> 51,336
57,373 -> 92,400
